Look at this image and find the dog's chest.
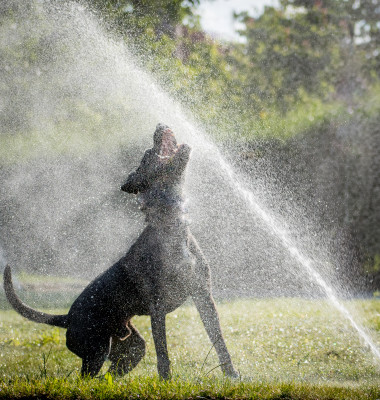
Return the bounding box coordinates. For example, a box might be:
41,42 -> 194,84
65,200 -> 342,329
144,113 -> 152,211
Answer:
153,233 -> 195,309
154,223 -> 193,267
161,235 -> 194,266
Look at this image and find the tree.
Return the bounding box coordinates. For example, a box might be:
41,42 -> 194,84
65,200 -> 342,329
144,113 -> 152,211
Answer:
86,0 -> 200,37
235,2 -> 354,112
283,0 -> 380,77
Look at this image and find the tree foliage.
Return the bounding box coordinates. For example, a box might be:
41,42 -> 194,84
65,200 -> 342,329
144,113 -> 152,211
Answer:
86,0 -> 200,36
234,0 -> 380,113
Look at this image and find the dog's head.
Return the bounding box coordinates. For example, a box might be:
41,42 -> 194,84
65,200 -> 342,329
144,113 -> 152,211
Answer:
153,123 -> 179,162
121,124 -> 191,195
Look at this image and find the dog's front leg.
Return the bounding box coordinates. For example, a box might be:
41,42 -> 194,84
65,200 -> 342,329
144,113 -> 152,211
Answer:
192,290 -> 238,378
189,236 -> 238,378
150,307 -> 171,379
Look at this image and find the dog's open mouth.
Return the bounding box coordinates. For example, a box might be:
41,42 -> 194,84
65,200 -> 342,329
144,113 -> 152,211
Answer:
157,128 -> 179,161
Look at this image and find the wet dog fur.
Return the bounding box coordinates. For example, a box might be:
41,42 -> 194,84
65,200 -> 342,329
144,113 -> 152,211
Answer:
3,124 -> 237,379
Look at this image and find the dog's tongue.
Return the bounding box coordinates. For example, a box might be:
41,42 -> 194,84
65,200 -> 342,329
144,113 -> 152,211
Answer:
160,129 -> 178,157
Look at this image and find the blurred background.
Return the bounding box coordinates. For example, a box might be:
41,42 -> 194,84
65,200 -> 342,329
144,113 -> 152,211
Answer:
0,0 -> 379,298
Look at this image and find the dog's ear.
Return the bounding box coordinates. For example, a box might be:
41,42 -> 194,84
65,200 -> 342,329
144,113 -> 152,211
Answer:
172,144 -> 191,170
178,144 -> 191,158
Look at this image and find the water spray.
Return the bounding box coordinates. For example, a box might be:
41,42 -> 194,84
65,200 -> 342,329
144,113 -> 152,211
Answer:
1,0 -> 379,370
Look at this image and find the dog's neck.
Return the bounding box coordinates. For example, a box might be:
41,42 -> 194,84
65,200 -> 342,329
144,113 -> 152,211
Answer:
145,209 -> 188,228
138,178 -> 184,209
138,184 -> 188,229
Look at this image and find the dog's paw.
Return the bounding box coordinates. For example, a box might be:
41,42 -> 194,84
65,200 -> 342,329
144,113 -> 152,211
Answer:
224,367 -> 240,379
157,362 -> 171,380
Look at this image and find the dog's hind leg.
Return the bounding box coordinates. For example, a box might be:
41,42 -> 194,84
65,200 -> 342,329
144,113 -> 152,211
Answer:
67,327 -> 111,377
108,322 -> 146,376
80,339 -> 111,377
82,353 -> 108,377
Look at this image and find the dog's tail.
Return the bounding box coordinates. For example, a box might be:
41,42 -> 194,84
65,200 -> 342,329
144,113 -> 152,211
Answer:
3,265 -> 69,329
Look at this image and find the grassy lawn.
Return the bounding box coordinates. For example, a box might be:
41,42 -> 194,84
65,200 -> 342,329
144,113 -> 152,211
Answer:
0,288 -> 379,399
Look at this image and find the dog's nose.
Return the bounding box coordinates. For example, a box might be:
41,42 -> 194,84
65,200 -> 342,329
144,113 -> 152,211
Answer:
156,123 -> 169,132
121,172 -> 139,194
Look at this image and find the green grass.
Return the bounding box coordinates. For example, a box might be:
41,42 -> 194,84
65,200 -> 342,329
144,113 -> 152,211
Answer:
0,295 -> 379,399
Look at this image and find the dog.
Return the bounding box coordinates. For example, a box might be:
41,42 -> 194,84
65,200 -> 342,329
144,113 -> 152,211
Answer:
3,123 -> 238,379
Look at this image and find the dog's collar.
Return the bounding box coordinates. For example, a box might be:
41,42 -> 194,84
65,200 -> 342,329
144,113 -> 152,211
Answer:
137,186 -> 184,209
146,213 -> 190,228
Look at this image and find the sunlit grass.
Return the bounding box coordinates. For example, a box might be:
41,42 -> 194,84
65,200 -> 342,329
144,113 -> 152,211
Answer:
0,296 -> 379,398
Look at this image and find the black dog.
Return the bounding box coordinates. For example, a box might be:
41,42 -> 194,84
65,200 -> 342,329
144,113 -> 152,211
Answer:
4,124 -> 238,379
